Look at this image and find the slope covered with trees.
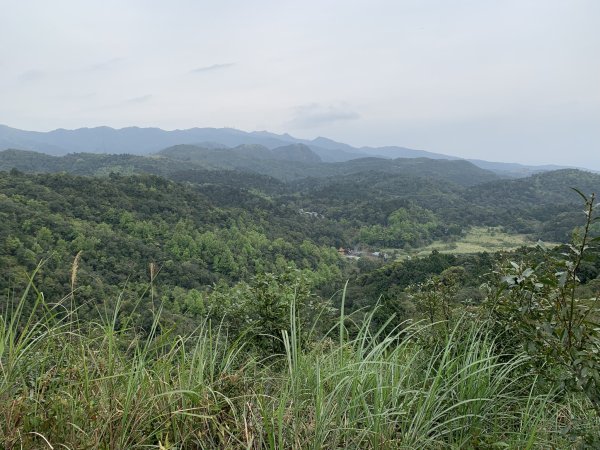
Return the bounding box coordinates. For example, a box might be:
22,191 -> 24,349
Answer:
2,149 -> 600,447
0,171 -> 346,333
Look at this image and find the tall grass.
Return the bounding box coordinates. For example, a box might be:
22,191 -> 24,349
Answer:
1,278 -> 596,449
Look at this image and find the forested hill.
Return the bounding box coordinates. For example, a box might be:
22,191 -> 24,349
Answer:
0,149 -> 287,193
159,143 -> 323,164
2,161 -> 598,345
464,169 -> 600,206
0,171 -> 347,329
310,157 -> 497,186
2,149 -> 600,247
1,147 -> 497,184
158,144 -> 498,184
2,151 -> 600,448
288,168 -> 600,242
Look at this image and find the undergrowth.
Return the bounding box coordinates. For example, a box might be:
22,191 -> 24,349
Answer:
2,269 -> 598,449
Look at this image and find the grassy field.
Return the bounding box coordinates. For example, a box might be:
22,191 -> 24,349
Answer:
389,227 -> 556,260
3,277 -> 597,449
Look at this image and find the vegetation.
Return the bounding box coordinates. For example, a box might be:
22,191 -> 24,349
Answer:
3,273 -> 598,449
407,226 -> 545,258
1,149 -> 600,448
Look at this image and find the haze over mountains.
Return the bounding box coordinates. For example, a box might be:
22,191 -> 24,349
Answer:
0,146 -> 497,186
0,124 -> 576,178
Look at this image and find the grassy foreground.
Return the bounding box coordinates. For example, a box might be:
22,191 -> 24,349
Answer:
1,279 -> 597,449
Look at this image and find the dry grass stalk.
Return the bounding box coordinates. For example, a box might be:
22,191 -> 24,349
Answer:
71,251 -> 83,292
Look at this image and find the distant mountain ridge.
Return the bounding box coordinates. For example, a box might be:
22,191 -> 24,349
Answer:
0,124 -> 581,177
0,147 -> 497,186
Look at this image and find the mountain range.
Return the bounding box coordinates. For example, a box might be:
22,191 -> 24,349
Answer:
0,124 -> 577,178
0,146 -> 497,186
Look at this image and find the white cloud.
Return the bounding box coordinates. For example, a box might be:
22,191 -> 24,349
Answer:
126,94 -> 153,104
190,63 -> 235,74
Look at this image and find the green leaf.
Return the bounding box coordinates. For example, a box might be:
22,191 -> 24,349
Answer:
571,187 -> 589,202
502,275 -> 517,286
557,271 -> 567,287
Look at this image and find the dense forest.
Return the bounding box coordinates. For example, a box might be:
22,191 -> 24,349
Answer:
2,147 -> 600,448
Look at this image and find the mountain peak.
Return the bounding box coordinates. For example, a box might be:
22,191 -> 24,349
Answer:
272,143 -> 321,163
0,124 -> 582,176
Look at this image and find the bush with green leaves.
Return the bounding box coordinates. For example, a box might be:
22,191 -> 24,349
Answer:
483,190 -> 600,443
192,268 -> 335,354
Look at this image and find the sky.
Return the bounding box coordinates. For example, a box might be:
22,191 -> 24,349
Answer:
1,0 -> 599,169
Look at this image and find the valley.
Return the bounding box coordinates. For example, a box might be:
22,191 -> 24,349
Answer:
1,129 -> 599,448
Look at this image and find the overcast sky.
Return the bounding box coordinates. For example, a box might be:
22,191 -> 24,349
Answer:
1,0 -> 599,168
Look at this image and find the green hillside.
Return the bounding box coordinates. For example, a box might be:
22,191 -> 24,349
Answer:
2,151 -> 600,448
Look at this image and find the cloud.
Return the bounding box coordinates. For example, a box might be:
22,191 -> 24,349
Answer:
287,103 -> 360,129
87,58 -> 123,71
18,69 -> 44,82
190,63 -> 235,73
125,94 -> 153,104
